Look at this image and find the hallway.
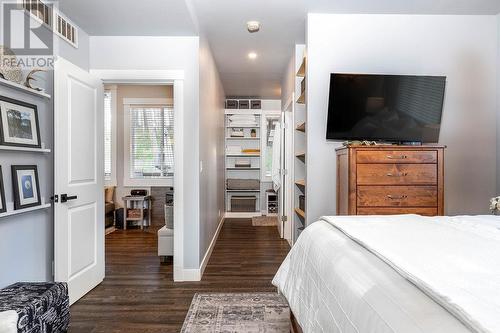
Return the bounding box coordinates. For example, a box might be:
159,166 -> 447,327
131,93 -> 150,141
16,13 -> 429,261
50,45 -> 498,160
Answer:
69,219 -> 290,333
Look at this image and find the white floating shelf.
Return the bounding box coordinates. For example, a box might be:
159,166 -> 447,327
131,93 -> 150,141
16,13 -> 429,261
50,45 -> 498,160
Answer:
226,189 -> 260,192
224,109 -> 262,115
225,137 -> 260,140
0,145 -> 51,153
0,78 -> 51,99
227,125 -> 260,128
226,154 -> 260,157
0,203 -> 52,219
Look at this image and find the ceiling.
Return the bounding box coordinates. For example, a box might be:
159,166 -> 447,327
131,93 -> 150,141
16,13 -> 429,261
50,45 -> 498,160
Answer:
59,0 -> 500,99
58,0 -> 198,36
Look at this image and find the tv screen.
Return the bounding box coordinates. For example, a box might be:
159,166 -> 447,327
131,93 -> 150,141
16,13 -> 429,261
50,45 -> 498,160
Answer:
326,74 -> 446,143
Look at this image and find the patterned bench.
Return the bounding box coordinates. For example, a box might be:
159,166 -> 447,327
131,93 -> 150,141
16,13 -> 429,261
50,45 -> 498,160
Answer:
0,282 -> 69,333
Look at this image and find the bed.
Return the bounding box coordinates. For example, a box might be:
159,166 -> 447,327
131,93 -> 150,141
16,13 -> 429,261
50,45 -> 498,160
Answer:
273,214 -> 500,333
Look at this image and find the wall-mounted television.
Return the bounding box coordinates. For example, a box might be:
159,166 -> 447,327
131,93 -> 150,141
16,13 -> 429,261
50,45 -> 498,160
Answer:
326,73 -> 446,143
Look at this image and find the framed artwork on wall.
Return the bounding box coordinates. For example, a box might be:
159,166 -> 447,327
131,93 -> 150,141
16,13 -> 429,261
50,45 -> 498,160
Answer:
0,166 -> 6,213
11,165 -> 41,210
0,96 -> 41,148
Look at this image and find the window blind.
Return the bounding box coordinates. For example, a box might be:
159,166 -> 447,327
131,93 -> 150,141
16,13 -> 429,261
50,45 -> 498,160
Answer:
104,91 -> 112,181
130,106 -> 174,179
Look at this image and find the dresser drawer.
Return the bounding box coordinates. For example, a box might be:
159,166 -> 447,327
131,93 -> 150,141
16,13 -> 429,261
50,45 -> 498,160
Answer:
357,186 -> 437,207
357,164 -> 437,185
357,207 -> 438,216
356,150 -> 437,164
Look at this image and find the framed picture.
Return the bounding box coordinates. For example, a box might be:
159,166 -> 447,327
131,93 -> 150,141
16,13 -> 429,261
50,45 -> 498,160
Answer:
11,165 -> 41,210
0,96 -> 41,148
0,166 -> 6,214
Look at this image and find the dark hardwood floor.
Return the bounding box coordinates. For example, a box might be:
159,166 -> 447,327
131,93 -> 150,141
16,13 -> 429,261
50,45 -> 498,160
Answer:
69,218 -> 290,333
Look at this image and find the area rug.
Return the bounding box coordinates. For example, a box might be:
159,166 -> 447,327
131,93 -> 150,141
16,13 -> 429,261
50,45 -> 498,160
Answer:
252,216 -> 278,227
181,293 -> 290,333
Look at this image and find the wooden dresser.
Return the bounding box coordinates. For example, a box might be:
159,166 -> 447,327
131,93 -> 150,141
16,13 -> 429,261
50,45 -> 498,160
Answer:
336,145 -> 445,216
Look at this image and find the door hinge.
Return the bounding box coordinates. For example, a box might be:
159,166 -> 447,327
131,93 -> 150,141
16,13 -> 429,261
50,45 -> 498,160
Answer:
281,215 -> 288,222
283,122 -> 288,129
281,169 -> 288,176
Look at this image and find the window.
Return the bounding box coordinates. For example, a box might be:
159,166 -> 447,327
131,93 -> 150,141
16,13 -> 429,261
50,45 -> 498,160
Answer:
104,87 -> 117,186
123,98 -> 174,186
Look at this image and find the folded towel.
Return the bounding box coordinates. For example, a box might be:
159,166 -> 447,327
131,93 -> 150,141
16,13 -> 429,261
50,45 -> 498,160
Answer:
0,310 -> 18,333
242,148 -> 260,153
229,115 -> 256,122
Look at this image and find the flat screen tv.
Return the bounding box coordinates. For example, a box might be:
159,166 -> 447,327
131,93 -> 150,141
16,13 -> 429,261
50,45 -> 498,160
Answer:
326,73 -> 446,143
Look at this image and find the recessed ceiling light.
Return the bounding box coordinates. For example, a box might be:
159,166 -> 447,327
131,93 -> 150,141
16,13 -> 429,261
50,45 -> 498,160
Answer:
247,21 -> 260,33
248,52 -> 258,60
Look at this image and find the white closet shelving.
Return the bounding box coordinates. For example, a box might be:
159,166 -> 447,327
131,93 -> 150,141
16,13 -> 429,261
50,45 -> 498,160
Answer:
224,107 -> 262,218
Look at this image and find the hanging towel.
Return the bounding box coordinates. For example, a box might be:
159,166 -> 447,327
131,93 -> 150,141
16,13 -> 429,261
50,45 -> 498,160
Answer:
272,122 -> 281,191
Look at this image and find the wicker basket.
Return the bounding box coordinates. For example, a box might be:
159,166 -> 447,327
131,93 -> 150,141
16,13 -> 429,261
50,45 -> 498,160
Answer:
128,209 -> 142,218
231,196 -> 257,212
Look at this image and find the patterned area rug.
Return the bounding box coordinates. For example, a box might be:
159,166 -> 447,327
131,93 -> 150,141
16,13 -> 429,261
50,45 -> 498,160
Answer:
252,216 -> 278,227
181,293 -> 290,332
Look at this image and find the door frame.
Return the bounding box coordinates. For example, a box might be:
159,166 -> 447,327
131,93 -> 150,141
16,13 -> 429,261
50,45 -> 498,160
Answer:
89,69 -> 185,281
282,94 -> 294,245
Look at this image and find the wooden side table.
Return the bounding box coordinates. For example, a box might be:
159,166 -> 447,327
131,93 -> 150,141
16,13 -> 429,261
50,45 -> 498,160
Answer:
122,195 -> 152,230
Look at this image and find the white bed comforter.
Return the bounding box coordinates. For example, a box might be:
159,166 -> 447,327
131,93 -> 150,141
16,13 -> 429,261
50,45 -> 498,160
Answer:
273,215 -> 500,333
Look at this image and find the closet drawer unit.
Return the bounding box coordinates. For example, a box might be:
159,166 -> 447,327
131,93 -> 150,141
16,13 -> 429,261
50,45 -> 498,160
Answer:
357,185 -> 438,207
357,207 -> 438,216
356,150 -> 437,164
357,164 -> 437,185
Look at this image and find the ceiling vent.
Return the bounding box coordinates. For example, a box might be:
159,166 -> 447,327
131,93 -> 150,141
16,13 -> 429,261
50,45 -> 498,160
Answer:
21,0 -> 52,26
19,0 -> 78,48
54,11 -> 78,47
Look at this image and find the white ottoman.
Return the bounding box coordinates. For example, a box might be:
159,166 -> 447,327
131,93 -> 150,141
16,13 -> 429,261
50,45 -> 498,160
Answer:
158,226 -> 174,258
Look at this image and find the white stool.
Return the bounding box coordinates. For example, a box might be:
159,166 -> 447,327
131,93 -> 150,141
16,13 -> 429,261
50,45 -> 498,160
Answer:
158,226 -> 174,259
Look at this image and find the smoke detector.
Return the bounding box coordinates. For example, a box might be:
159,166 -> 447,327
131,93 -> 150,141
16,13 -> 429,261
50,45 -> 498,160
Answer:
247,21 -> 260,33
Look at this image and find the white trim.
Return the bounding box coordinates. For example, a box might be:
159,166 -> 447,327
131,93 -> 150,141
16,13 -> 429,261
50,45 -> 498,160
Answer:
122,98 -> 174,187
104,85 -> 117,187
199,216 -> 225,277
91,69 -> 185,282
90,69 -> 184,84
173,80 -> 184,282
174,215 -> 225,282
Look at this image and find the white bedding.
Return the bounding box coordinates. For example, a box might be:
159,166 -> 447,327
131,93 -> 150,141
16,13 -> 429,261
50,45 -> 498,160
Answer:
272,215 -> 500,333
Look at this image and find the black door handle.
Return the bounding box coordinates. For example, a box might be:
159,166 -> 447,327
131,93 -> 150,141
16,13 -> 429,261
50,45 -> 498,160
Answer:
61,194 -> 77,203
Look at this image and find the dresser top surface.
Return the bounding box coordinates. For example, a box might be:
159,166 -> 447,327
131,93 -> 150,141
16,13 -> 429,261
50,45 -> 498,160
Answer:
336,144 -> 446,152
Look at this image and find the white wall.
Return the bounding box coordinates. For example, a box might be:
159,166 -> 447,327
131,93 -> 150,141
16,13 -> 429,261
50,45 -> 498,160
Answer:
90,36 -> 202,269
307,14 -> 498,217
497,14 -> 500,196
281,53 -> 296,109
198,35 -> 225,263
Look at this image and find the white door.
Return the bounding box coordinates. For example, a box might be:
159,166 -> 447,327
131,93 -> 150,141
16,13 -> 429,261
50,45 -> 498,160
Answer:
54,58 -> 104,304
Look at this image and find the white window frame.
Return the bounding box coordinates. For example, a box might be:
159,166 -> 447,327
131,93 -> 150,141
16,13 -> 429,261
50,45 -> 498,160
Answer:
123,97 -> 174,187
104,85 -> 117,186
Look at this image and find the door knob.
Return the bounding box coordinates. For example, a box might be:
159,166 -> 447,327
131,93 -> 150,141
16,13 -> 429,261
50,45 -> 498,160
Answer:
61,194 -> 78,203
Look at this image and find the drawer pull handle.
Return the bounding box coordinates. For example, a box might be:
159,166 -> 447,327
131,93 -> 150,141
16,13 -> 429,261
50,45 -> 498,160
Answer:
386,172 -> 408,177
387,195 -> 408,200
386,155 -> 408,160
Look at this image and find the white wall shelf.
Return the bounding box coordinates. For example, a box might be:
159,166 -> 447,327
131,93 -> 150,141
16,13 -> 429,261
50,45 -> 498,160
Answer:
0,203 -> 52,219
225,137 -> 260,140
0,78 -> 51,99
0,145 -> 51,153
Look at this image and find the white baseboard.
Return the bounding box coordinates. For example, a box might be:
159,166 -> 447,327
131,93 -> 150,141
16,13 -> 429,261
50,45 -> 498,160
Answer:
199,215 -> 225,277
173,214 -> 225,282
225,212 -> 261,218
